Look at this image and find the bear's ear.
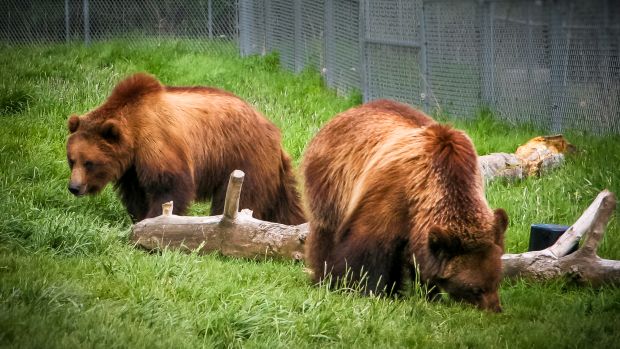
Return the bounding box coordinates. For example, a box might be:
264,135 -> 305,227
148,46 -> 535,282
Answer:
67,115 -> 80,133
428,226 -> 462,259
100,120 -> 121,143
493,208 -> 509,247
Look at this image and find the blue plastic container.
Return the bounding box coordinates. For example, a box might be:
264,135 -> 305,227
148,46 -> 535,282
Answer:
528,223 -> 578,254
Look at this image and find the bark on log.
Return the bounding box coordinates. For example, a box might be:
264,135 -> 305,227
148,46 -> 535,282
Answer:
502,190 -> 620,286
131,170 -> 309,260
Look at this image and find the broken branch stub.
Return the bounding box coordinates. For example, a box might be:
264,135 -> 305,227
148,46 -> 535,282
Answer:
222,170 -> 244,222
162,201 -> 173,216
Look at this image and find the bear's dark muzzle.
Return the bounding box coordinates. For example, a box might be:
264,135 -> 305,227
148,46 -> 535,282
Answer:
68,183 -> 83,196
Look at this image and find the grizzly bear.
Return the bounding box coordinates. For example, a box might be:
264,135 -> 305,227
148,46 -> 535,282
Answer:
66,73 -> 305,224
302,99 -> 508,312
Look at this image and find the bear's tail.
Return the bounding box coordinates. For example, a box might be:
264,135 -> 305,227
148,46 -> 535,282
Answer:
272,150 -> 306,225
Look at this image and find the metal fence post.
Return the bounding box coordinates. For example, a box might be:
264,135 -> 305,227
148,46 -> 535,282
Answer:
65,0 -> 70,42
324,0 -> 334,87
238,0 -> 247,55
480,0 -> 495,107
208,0 -> 213,39
550,1 -> 566,133
419,0 -> 430,113
83,0 -> 90,45
526,1 -> 533,96
358,0 -> 368,102
294,0 -> 303,73
598,0 -> 613,133
263,0 -> 270,55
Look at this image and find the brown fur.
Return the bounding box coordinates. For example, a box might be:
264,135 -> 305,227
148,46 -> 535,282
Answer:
66,73 -> 305,224
302,100 -> 508,312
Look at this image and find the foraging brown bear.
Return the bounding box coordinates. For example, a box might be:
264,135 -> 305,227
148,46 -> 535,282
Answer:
66,73 -> 305,224
302,99 -> 508,312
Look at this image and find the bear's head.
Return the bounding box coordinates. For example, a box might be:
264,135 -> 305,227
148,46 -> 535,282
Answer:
428,208 -> 508,312
66,114 -> 132,196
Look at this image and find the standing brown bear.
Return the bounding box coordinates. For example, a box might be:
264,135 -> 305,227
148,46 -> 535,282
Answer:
302,100 -> 508,312
66,73 -> 305,224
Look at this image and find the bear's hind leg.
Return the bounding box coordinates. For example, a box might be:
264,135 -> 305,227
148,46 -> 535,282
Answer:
305,223 -> 337,284
329,233 -> 407,296
143,171 -> 195,219
328,192 -> 409,295
209,183 -> 227,216
146,191 -> 192,218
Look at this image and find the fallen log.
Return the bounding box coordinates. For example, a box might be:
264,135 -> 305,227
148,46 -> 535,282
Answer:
479,134 -> 575,180
502,190 -> 620,286
131,170 -> 308,261
131,170 -> 619,286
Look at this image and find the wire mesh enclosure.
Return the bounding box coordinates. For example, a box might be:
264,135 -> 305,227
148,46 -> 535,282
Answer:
2,0 -> 619,134
1,1 -> 69,43
239,0 -> 620,134
361,0 -> 424,105
2,0 -> 238,54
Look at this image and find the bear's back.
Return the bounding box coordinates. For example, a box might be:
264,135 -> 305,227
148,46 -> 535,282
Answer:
303,101 -> 435,231
97,73 -> 276,139
303,100 -> 486,233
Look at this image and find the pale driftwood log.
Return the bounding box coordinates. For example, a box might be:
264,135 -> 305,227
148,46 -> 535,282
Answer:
132,171 -> 620,286
479,134 -> 573,180
479,153 -> 564,180
479,153 -> 527,180
131,170 -> 309,260
502,190 -> 620,286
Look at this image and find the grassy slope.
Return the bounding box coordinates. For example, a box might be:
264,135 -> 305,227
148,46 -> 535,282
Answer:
0,40 -> 619,348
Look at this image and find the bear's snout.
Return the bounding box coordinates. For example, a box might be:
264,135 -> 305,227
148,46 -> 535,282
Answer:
68,182 -> 85,196
480,292 -> 502,313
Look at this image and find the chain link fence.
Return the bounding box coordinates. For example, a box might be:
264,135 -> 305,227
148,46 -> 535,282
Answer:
240,0 -> 620,134
2,0 -> 619,134
1,0 -> 238,54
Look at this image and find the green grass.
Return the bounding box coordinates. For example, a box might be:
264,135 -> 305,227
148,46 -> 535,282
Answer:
1,39 -> 619,348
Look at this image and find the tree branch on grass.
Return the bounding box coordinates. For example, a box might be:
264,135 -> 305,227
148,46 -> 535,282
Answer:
502,190 -> 620,286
